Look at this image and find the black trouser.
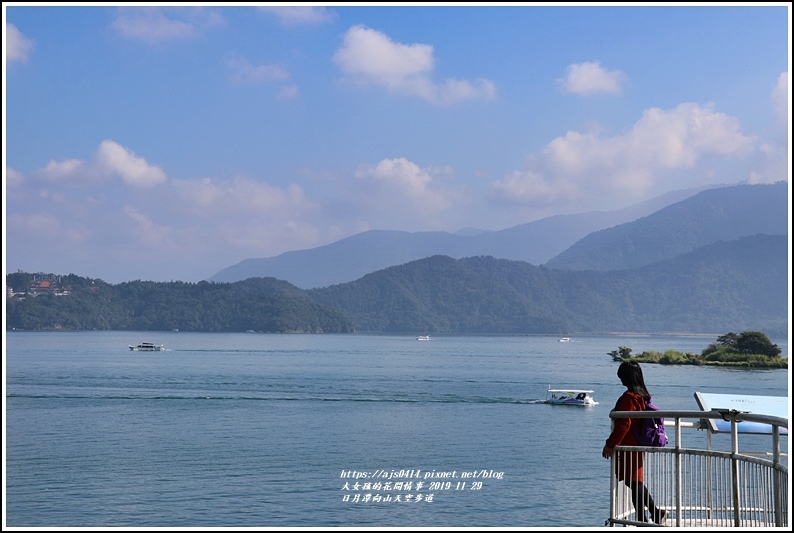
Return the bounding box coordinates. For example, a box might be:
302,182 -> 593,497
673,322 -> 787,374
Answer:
625,480 -> 663,522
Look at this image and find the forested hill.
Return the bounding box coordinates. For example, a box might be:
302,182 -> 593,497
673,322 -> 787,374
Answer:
6,234 -> 787,336
5,275 -> 355,333
545,181 -> 788,271
307,234 -> 787,336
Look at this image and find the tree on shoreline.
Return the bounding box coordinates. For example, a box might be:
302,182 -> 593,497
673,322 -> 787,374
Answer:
608,331 -> 787,368
704,331 -> 782,358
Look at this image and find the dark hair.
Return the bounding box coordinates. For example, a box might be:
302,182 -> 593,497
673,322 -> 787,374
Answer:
617,361 -> 651,400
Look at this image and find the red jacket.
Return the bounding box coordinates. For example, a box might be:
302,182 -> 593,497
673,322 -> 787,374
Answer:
606,390 -> 646,481
606,390 -> 646,448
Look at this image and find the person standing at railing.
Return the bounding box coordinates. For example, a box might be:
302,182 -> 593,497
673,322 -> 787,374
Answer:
601,361 -> 668,525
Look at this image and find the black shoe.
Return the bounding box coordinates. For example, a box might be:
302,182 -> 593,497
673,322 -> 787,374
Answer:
654,509 -> 668,525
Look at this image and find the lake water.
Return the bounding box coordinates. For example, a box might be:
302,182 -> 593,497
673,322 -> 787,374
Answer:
4,331 -> 790,528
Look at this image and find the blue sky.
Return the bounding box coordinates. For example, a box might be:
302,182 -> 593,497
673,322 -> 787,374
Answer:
3,3 -> 790,284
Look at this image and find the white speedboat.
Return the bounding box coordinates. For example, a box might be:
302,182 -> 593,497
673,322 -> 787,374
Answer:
545,386 -> 597,406
417,335 -> 431,341
558,337 -> 573,342
129,342 -> 165,351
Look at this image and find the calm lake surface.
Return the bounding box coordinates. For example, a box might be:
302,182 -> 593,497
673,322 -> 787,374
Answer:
4,331 -> 790,527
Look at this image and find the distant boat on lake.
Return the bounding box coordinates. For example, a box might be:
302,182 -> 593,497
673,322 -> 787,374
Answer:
545,386 -> 598,406
129,342 -> 165,351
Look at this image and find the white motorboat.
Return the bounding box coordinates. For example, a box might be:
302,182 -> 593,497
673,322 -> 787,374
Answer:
545,386 -> 597,406
558,337 -> 573,342
129,342 -> 165,351
417,335 -> 431,341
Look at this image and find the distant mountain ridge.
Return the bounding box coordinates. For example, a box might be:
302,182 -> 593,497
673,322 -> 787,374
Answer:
307,233 -> 788,336
209,184 -> 714,288
545,181 -> 788,271
7,235 -> 786,335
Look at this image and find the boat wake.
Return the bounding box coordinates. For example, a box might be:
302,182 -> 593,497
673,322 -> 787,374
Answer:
8,392 -> 554,405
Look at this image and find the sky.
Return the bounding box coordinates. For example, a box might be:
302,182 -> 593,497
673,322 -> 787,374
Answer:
3,3 -> 791,284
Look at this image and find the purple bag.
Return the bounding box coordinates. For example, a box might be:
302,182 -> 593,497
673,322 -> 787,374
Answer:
631,399 -> 668,447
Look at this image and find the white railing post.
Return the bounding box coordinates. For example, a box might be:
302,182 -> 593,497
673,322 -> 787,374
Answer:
675,417 -> 682,527
772,425 -> 783,527
729,414 -> 741,526
608,419 -> 616,527
706,427 -> 713,520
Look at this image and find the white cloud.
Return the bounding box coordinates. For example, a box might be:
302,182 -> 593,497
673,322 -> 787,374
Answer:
334,25 -> 435,79
353,158 -> 457,219
123,206 -> 175,248
771,72 -> 788,126
333,25 -> 496,106
169,176 -> 324,254
438,78 -> 497,104
32,141 -> 167,187
277,84 -> 300,100
96,140 -> 168,187
41,159 -> 87,181
747,143 -> 787,185
217,217 -> 322,253
112,7 -> 224,43
258,6 -> 336,26
626,103 -> 755,165
558,61 -> 627,95
741,72 -> 789,185
7,212 -> 94,248
172,176 -> 313,217
8,212 -> 61,234
6,166 -> 25,187
356,157 -> 433,193
6,23 -> 35,63
10,158 -> 329,278
226,54 -> 290,85
490,170 -> 569,206
744,72 -> 790,184
492,102 -> 756,206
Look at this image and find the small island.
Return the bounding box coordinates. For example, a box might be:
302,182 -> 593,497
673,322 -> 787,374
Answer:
609,331 -> 788,369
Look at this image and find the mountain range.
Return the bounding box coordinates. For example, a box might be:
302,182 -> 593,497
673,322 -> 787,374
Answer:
7,232 -> 786,336
546,181 -> 789,271
7,181 -> 788,336
305,233 -> 787,336
209,182 -> 786,289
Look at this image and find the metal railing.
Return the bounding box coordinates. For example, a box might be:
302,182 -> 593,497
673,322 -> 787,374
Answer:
606,410 -> 788,528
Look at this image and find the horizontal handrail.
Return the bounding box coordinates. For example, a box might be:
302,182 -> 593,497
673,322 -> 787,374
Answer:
610,409 -> 789,429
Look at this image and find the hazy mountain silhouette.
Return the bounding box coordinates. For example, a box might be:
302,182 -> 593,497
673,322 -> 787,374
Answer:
306,233 -> 787,336
544,181 -> 788,271
209,184 -> 714,288
9,231 -> 786,335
